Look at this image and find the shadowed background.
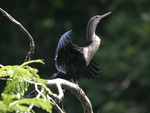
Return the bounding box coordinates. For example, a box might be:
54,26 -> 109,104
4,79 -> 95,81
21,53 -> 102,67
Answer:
0,0 -> 150,113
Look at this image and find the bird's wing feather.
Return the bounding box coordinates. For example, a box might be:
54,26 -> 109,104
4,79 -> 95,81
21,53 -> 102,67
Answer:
55,30 -> 73,74
80,59 -> 101,79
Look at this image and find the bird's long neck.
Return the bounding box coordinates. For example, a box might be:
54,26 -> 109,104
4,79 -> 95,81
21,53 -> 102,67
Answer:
83,20 -> 100,66
86,20 -> 97,43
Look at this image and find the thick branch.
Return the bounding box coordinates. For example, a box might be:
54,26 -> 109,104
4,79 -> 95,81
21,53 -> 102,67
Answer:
1,74 -> 93,112
0,8 -> 35,62
46,78 -> 93,113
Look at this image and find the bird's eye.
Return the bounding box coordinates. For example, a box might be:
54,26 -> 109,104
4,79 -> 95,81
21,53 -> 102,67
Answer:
96,16 -> 99,18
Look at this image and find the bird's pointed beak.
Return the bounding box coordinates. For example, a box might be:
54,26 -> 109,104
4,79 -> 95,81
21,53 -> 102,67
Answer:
99,12 -> 111,19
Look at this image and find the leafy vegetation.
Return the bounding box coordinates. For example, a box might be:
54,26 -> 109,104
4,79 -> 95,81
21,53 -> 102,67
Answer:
0,60 -> 53,113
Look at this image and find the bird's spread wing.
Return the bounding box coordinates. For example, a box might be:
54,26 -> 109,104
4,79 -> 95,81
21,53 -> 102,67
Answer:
80,60 -> 101,79
55,30 -> 73,74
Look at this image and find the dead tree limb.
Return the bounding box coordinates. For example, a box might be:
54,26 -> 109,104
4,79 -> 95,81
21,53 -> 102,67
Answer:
0,8 -> 35,62
46,78 -> 93,113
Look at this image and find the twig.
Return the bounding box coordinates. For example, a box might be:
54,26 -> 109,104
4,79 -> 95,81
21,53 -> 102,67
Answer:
47,95 -> 64,113
0,75 -> 13,81
0,64 -> 4,68
0,8 -> 35,62
35,84 -> 46,101
0,77 -> 13,81
28,88 -> 45,112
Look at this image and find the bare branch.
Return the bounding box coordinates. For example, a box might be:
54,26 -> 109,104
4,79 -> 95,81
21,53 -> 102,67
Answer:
0,64 -> 4,68
0,8 -> 35,62
56,82 -> 64,101
47,95 -> 64,113
0,77 -> 13,80
0,74 -> 13,80
28,88 -> 45,112
46,78 -> 93,113
35,84 -> 46,101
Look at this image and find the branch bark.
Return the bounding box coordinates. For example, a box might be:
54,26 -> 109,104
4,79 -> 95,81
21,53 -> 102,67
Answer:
0,8 -> 35,62
46,78 -> 93,113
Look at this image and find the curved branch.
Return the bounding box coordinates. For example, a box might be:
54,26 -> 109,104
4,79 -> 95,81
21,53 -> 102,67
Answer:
0,8 -> 35,62
46,78 -> 93,113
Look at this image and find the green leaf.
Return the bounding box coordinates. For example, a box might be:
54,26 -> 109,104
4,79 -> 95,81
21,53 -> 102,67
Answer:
20,59 -> 44,67
2,93 -> 18,105
24,66 -> 40,78
10,98 -> 53,113
0,101 -> 8,112
0,59 -> 53,112
0,66 -> 12,77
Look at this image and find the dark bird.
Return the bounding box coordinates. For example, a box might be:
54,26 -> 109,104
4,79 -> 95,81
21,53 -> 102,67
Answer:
23,12 -> 111,98
52,12 -> 111,83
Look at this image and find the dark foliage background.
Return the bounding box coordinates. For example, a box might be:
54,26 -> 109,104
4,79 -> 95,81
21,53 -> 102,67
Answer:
0,0 -> 150,113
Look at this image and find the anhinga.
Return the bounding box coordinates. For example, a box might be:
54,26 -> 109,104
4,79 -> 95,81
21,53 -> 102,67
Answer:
52,12 -> 111,83
23,12 -> 111,97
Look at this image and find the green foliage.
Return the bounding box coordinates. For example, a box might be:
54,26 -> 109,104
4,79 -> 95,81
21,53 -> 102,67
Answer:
0,60 -> 53,113
0,93 -> 53,113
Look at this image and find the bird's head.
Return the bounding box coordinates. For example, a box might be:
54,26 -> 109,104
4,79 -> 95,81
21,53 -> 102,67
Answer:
86,12 -> 111,43
91,12 -> 111,23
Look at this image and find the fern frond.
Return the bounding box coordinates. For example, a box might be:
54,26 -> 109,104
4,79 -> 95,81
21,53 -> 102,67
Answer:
20,59 -> 44,67
10,98 -> 53,113
0,59 -> 53,113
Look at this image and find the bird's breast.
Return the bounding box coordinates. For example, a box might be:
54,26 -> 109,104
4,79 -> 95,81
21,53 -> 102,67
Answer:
82,42 -> 100,66
82,47 -> 91,66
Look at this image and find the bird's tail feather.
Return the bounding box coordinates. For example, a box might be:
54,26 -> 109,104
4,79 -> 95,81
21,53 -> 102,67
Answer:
23,87 -> 41,98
